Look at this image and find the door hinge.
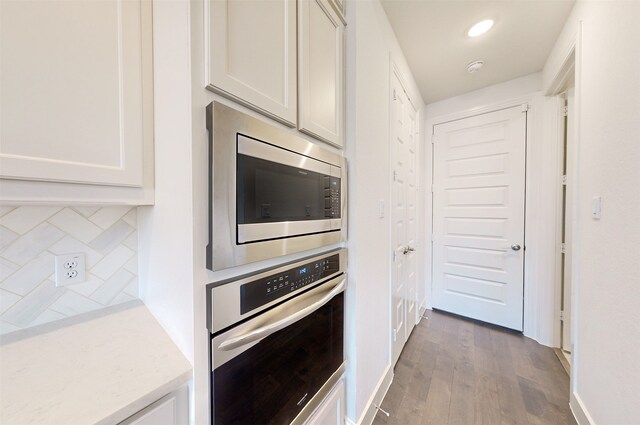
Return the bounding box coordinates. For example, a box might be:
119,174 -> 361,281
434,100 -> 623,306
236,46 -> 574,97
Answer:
560,243 -> 566,254
431,184 -> 434,193
562,105 -> 569,117
431,135 -> 436,145
562,175 -> 568,185
393,328 -> 397,342
393,89 -> 397,101
393,170 -> 397,181
560,310 -> 565,321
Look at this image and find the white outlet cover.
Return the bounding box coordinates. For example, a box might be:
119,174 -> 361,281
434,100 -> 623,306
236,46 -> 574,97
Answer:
55,253 -> 86,286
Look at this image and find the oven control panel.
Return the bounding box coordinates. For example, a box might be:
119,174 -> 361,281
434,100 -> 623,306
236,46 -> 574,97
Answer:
240,253 -> 340,314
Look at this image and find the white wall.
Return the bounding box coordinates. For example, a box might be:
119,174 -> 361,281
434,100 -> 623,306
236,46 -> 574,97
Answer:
543,2 -> 640,423
138,0 -> 195,366
425,73 -> 541,118
345,1 -> 424,423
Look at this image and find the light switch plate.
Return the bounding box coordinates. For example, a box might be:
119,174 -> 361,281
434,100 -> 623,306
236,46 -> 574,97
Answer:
592,196 -> 602,220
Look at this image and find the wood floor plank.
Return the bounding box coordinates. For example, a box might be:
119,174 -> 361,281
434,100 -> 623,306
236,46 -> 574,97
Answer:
448,319 -> 477,425
448,364 -> 476,425
421,343 -> 454,425
392,392 -> 427,425
473,373 -> 501,425
473,323 -> 493,351
496,375 -> 531,425
421,374 -> 452,425
507,334 -> 542,382
373,311 -> 575,425
377,378 -> 407,424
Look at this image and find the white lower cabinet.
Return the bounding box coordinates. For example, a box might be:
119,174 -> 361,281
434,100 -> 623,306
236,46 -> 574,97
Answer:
119,387 -> 189,425
305,380 -> 345,425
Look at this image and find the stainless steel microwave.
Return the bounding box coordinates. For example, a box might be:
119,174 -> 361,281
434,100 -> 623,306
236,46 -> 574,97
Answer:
207,102 -> 346,270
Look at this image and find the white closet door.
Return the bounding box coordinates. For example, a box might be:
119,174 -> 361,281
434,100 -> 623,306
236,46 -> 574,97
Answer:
390,70 -> 417,364
432,106 -> 527,331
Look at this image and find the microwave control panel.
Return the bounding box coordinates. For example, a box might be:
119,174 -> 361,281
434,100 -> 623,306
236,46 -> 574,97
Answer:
240,253 -> 340,314
324,176 -> 341,218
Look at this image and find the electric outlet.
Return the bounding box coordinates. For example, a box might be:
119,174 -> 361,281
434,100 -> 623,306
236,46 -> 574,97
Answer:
55,253 -> 86,286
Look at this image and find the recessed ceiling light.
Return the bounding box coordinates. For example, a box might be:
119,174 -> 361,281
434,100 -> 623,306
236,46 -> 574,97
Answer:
466,60 -> 485,73
468,19 -> 494,37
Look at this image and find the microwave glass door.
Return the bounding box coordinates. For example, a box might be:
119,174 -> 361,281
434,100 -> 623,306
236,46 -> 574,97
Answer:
212,293 -> 344,425
237,154 -> 333,224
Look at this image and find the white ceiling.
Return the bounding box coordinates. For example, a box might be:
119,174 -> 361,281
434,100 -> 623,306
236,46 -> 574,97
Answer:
380,0 -> 575,104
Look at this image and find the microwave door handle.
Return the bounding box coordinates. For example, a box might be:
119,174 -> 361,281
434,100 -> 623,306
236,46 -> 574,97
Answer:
218,278 -> 346,352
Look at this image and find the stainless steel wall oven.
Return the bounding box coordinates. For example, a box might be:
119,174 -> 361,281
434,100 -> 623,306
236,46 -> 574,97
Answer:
207,249 -> 347,425
207,102 -> 347,271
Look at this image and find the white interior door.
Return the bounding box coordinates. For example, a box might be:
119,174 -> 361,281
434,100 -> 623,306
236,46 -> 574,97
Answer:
390,70 -> 417,365
432,106 -> 527,331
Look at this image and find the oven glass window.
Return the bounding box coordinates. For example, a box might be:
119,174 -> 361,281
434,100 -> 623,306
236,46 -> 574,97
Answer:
212,293 -> 344,425
237,154 -> 338,224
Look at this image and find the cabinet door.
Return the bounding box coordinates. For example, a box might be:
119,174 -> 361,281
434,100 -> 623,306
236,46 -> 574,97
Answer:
0,0 -> 152,187
208,0 -> 297,126
298,0 -> 344,148
119,387 -> 188,425
305,380 -> 345,425
328,0 -> 346,23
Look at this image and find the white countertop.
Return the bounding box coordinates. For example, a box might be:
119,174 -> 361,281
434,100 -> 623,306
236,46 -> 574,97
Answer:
0,301 -> 192,425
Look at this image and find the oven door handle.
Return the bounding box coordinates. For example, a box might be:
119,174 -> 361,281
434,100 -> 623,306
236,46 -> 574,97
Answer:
218,278 -> 346,352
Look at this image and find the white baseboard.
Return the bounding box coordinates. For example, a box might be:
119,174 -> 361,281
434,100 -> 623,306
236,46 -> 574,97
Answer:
346,365 -> 394,425
570,392 -> 595,425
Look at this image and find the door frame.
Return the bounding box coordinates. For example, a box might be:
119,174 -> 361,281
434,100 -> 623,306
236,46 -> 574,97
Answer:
425,93 -> 563,345
545,28 -> 580,385
543,22 -> 584,418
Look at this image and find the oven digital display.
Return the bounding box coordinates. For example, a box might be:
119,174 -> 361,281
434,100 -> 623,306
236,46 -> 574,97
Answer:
240,254 -> 340,314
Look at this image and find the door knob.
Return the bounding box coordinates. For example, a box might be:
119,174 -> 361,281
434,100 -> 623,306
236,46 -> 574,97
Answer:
511,244 -> 521,251
402,247 -> 415,255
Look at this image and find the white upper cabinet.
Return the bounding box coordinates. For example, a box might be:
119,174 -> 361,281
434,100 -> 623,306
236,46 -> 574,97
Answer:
298,0 -> 345,147
208,0 -> 298,126
0,0 -> 153,194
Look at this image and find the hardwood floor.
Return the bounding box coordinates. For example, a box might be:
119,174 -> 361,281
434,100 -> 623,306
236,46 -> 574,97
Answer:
373,310 -> 576,425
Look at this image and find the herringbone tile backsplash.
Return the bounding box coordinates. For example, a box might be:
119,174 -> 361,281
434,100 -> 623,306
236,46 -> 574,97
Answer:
0,206 -> 139,335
